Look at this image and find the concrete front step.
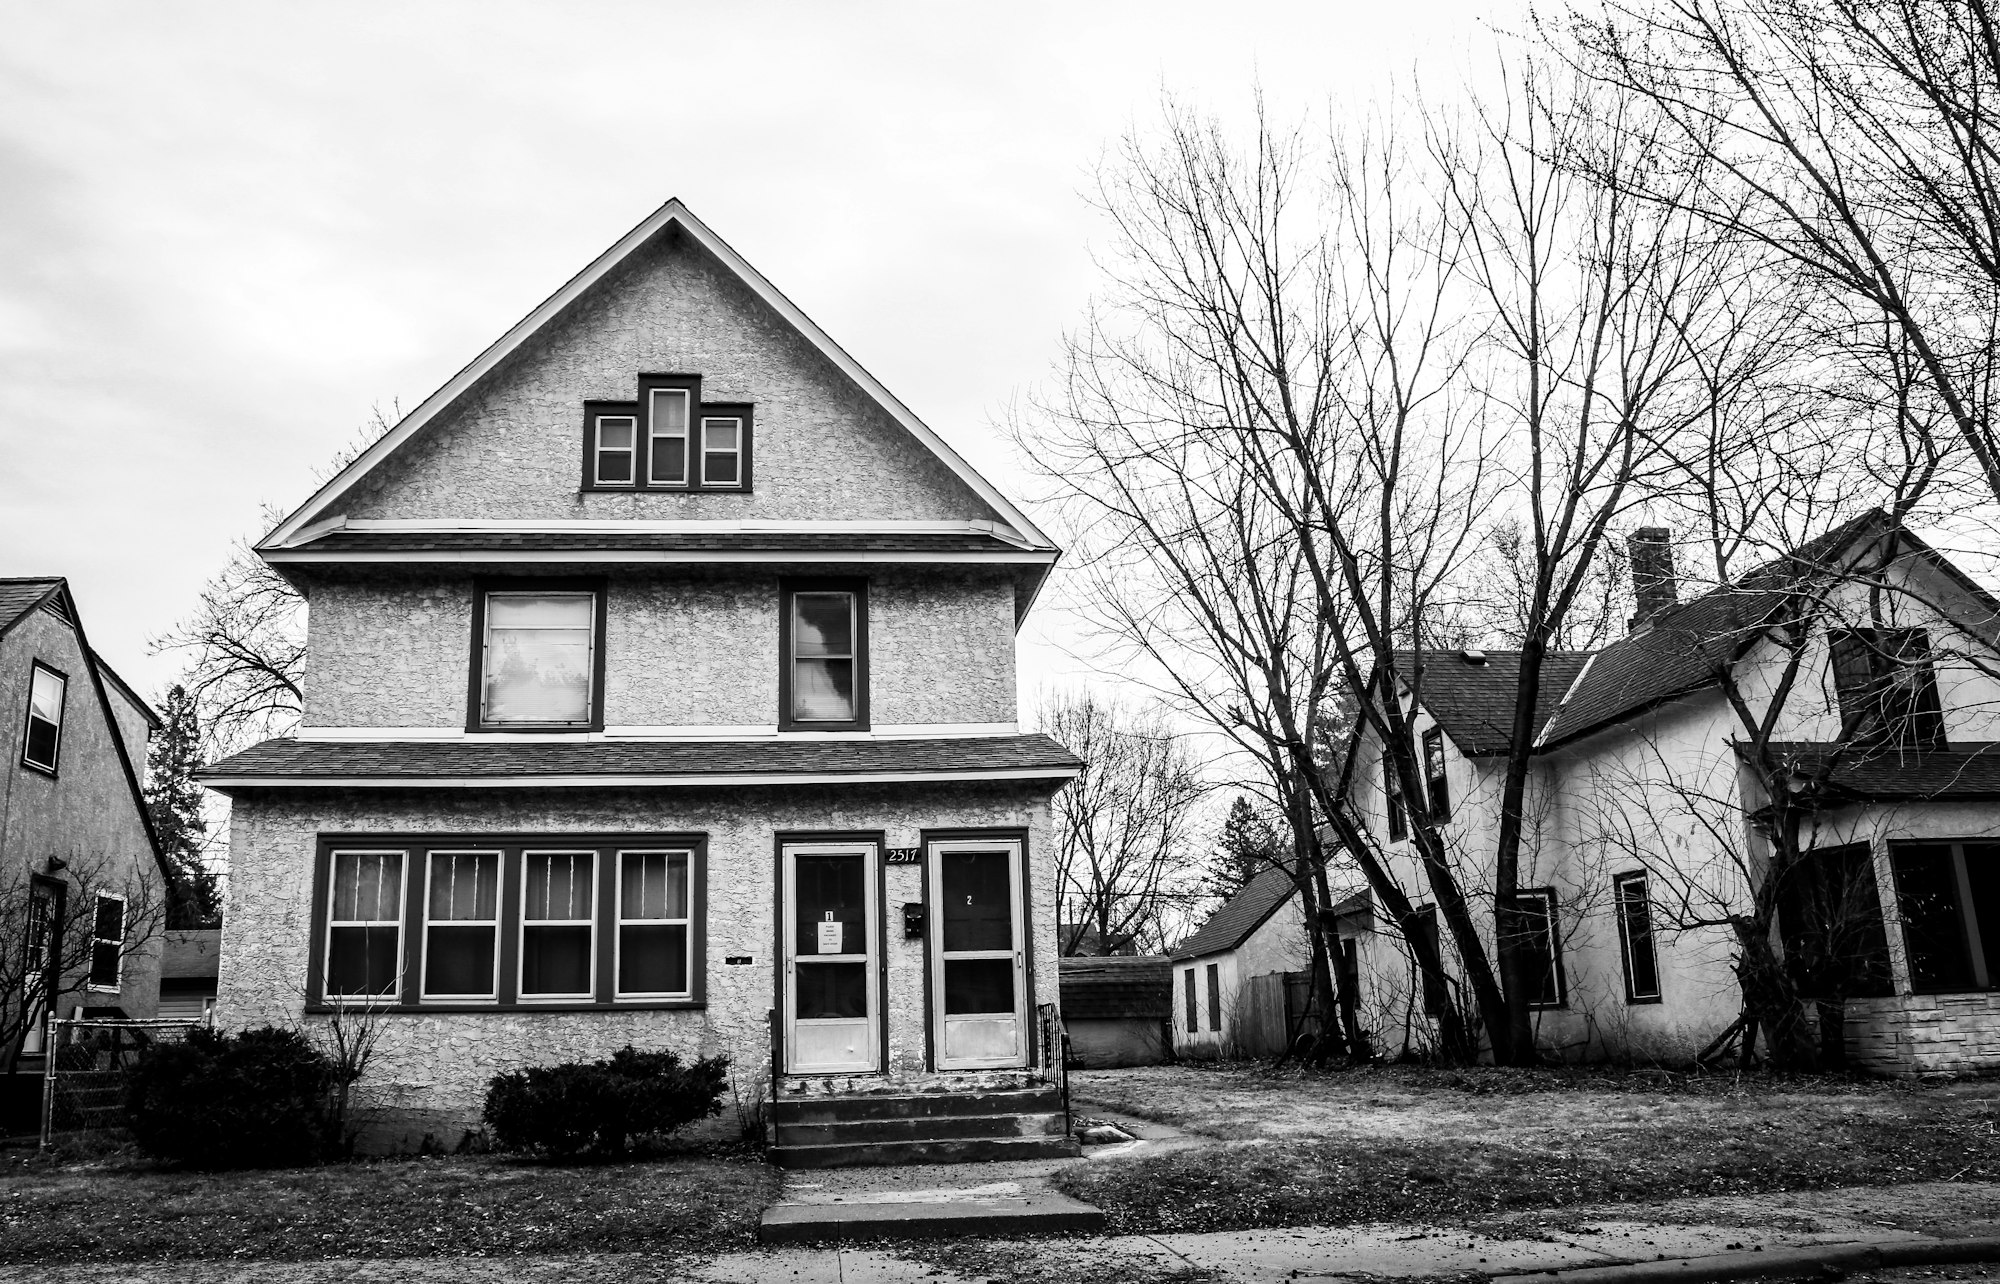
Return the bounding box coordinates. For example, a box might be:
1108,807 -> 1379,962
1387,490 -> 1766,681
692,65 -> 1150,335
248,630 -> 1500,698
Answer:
759,1190 -> 1105,1242
770,1133 -> 1083,1168
773,1086 -> 1063,1125
775,1110 -> 1067,1148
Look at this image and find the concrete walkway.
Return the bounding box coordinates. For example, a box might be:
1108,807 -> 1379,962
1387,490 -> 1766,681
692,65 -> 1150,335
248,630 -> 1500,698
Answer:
14,1178 -> 2000,1283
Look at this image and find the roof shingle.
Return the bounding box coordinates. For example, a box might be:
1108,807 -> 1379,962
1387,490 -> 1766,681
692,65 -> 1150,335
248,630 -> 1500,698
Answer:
1058,955 -> 1173,1020
197,734 -> 1082,788
280,531 -> 1038,556
1395,650 -> 1593,756
1172,864 -> 1298,960
1753,741 -> 2000,803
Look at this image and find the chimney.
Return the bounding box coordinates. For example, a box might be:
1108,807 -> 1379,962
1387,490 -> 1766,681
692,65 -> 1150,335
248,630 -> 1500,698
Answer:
1627,527 -> 1678,633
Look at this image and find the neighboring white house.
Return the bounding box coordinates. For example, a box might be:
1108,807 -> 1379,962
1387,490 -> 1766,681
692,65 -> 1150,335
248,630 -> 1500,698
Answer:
1341,513 -> 2000,1073
1170,865 -> 1311,1058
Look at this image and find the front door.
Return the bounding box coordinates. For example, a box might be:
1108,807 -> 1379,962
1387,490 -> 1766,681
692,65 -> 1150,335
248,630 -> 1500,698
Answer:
929,838 -> 1029,1069
781,841 -> 880,1074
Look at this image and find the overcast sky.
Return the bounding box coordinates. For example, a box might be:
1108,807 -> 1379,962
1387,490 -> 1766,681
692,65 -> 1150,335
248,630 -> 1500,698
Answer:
0,0 -> 1519,711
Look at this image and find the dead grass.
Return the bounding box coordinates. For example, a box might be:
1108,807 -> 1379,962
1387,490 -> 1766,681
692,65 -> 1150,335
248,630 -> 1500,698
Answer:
0,1146 -> 778,1263
1059,1063 -> 2000,1235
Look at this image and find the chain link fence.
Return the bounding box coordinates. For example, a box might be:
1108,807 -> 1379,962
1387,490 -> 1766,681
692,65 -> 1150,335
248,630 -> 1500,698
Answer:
40,1017 -> 201,1149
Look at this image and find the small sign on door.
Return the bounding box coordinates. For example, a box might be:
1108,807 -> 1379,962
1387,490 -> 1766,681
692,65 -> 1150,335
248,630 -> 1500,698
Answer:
816,913 -> 843,954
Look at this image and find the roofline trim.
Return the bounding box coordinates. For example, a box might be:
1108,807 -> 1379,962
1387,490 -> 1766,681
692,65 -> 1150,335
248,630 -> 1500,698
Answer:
262,548 -> 1060,567
197,765 -> 1082,791
257,198 -> 1056,553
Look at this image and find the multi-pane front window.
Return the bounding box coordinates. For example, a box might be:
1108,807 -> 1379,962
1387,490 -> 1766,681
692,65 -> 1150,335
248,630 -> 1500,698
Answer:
618,850 -> 692,998
87,893 -> 125,989
424,851 -> 501,1000
648,388 -> 690,486
317,837 -> 704,1008
326,850 -> 404,997
21,662 -> 64,773
785,585 -> 865,727
521,851 -> 595,999
478,589 -> 597,728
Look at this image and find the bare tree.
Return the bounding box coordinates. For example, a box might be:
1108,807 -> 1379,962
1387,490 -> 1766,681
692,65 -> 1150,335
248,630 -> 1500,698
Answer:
1032,62 -> 1796,1063
2,854 -> 165,1074
1566,0 -> 2000,510
152,406 -> 396,755
1038,691 -> 1207,955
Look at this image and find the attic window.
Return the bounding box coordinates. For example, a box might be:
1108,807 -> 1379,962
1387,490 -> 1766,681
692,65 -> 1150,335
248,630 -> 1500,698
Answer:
21,662 -> 65,775
581,377 -> 753,493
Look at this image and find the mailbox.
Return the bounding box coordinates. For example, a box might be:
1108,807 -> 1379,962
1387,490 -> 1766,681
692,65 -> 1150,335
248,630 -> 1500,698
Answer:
902,901 -> 926,940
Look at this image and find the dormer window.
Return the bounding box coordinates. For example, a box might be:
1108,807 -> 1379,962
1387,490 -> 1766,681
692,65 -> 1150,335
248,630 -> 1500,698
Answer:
580,376 -> 752,493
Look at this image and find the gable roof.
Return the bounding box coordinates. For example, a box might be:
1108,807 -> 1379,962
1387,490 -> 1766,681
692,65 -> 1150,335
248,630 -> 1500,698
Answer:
0,577 -> 67,636
1393,649 -> 1594,756
1534,510 -> 1980,750
0,576 -> 167,880
1172,863 -> 1298,960
259,198 -> 1055,554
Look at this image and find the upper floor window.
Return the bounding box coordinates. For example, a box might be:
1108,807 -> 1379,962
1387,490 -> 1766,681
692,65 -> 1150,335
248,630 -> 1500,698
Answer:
1422,727 -> 1450,821
20,662 -> 65,775
581,377 -> 753,493
781,580 -> 868,731
1382,750 -> 1407,842
1830,627 -> 1946,750
469,582 -> 604,732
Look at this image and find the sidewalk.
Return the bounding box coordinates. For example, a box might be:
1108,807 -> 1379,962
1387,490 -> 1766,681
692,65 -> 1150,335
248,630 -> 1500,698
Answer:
14,1178 -> 2000,1284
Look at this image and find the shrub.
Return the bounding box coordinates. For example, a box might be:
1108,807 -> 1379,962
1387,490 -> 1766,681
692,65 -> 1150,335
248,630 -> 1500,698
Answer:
126,1025 -> 337,1169
483,1046 -> 729,1159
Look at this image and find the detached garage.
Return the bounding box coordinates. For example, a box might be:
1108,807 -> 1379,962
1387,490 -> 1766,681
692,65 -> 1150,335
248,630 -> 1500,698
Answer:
1058,956 -> 1172,1067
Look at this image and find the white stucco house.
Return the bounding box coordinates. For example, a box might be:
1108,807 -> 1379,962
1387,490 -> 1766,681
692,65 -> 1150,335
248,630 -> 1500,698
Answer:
1340,513 -> 2000,1073
1169,865 -> 1313,1057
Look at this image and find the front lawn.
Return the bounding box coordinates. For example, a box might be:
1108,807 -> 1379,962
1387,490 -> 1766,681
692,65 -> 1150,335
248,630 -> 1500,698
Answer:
0,1147 -> 777,1263
1059,1064 -> 2000,1235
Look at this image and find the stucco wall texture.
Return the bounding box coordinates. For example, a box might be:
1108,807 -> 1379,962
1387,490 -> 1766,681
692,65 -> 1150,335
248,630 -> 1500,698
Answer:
1,606 -> 161,1021
300,567 -> 1019,730
342,231 -> 999,527
216,781 -> 1058,1149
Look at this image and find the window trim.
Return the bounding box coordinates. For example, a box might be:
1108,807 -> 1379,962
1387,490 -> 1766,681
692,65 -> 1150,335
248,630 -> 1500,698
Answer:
87,892 -> 125,992
465,578 -> 608,734
307,833 -> 709,1013
1508,886 -> 1568,1009
1422,727 -> 1450,821
1383,750 -> 1408,842
1612,870 -> 1662,1004
647,385 -> 692,488
517,848 -> 599,1004
21,660 -> 66,776
577,377 -> 754,494
420,849 -> 504,1003
779,578 -> 870,732
587,407 -> 640,488
613,847 -> 697,1001
321,847 -> 408,1002
698,404 -> 754,491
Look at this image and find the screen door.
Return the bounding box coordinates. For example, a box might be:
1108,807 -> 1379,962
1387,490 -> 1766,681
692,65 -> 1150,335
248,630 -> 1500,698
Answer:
781,841 -> 879,1074
928,839 -> 1028,1069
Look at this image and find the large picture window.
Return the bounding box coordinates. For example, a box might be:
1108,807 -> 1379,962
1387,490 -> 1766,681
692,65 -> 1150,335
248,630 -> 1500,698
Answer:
470,582 -> 604,731
21,662 -> 65,774
1890,840 -> 2000,993
311,835 -> 706,1010
781,580 -> 868,730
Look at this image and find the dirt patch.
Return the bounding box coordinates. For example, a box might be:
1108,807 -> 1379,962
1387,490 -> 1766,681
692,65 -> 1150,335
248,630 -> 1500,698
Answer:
1059,1064 -> 2000,1235
0,1147 -> 777,1264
